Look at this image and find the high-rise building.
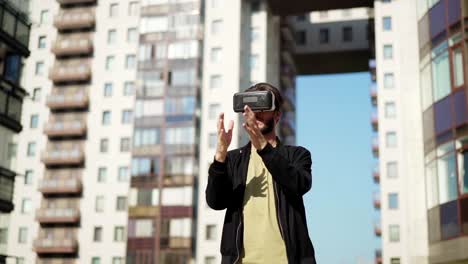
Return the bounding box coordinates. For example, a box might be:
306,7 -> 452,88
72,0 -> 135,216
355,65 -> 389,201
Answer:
0,0 -> 31,263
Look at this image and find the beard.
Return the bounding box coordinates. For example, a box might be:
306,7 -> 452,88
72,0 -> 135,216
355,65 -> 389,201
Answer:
259,117 -> 275,135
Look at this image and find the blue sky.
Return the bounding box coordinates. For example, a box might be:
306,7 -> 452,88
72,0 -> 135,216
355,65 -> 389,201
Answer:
296,73 -> 380,264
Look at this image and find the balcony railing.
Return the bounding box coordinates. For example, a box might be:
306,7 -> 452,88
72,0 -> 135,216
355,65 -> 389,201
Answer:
34,238 -> 78,254
51,34 -> 93,56
54,7 -> 95,30
37,259 -> 76,264
57,0 -> 96,5
373,192 -> 381,209
46,87 -> 89,110
373,166 -> 380,183
39,170 -> 82,194
163,175 -> 193,187
41,142 -> 85,166
370,84 -> 377,106
375,249 -> 382,264
372,137 -> 379,157
374,222 -> 381,236
44,120 -> 86,137
168,237 -> 191,249
36,208 -> 80,224
164,144 -> 196,155
49,60 -> 92,83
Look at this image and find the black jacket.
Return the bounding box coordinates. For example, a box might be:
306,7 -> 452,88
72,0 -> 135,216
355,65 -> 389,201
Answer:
206,140 -> 316,264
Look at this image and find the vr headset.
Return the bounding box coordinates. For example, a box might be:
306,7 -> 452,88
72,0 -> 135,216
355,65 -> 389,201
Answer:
233,91 -> 276,113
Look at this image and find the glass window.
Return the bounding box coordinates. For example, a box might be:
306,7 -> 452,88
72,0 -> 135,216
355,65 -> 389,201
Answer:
319,28 -> 329,44
437,150 -> 458,204
104,83 -> 113,97
452,47 -> 464,87
38,36 -> 46,49
0,228 -> 7,244
124,81 -> 135,96
118,166 -> 129,182
125,55 -> 136,69
27,142 -> 36,157
209,133 -> 217,148
7,143 -> 17,159
122,110 -> 133,124
120,138 -> 131,152
16,257 -> 24,264
132,158 -> 159,176
40,10 -> 49,25
205,225 -> 216,240
460,197 -> 468,234
98,167 -> 107,183
421,63 -> 433,110
105,56 -> 115,71
107,29 -> 117,44
100,138 -> 109,153
388,193 -> 399,209
102,111 -> 111,125
116,196 -> 127,211
114,226 -> 125,241
35,61 -> 44,75
386,132 -> 397,148
170,69 -> 196,86
129,1 -> 139,16
296,30 -> 306,45
459,147 -> 468,194
385,102 -> 396,118
342,26 -> 352,42
212,20 -> 222,35
32,88 -> 41,102
18,227 -> 27,243
131,219 -> 153,237
383,16 -> 392,31
127,28 -> 138,43
432,43 -> 450,101
440,200 -> 459,239
24,170 -> 33,185
389,224 -> 400,242
113,257 -> 124,264
93,227 -> 102,242
21,198 -> 31,213
95,196 -> 104,212
30,114 -> 39,128
164,157 -> 194,175
209,104 -> 221,120
140,16 -> 168,33
384,73 -> 394,89
168,41 -> 198,59
210,75 -> 222,89
165,96 -> 195,115
205,257 -> 216,264
426,160 -> 439,208
383,44 -> 393,60
165,127 -> 195,144
210,47 -> 222,63
109,3 -> 118,17
250,27 -> 260,42
133,128 -> 160,147
390,258 -> 400,264
92,257 -> 101,264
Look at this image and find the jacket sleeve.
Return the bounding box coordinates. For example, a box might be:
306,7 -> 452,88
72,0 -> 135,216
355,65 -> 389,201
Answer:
257,144 -> 312,196
205,155 -> 234,210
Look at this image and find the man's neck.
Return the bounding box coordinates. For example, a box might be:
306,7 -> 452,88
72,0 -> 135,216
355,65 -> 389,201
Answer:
256,132 -> 277,149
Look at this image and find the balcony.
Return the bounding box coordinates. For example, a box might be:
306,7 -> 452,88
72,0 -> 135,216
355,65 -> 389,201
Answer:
34,228 -> 78,254
37,259 -> 76,264
51,33 -> 93,56
44,114 -> 87,138
54,7 -> 95,31
39,170 -> 82,195
373,166 -> 380,183
41,141 -> 85,166
164,144 -> 196,155
0,167 -> 16,213
57,0 -> 96,5
163,175 -> 194,187
372,137 -> 379,157
375,249 -> 382,264
374,222 -> 381,236
371,112 -> 378,131
159,237 -> 191,249
46,86 -> 89,110
36,208 -> 80,224
369,59 -> 376,81
128,206 -> 159,218
49,59 -> 92,83
373,192 -> 381,209
370,84 -> 377,106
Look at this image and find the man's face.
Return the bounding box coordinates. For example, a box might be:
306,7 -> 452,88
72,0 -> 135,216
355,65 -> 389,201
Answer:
254,110 -> 278,135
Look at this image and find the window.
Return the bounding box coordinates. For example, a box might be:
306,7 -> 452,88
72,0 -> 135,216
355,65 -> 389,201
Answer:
133,128 -> 160,147
104,83 -> 113,97
100,138 -> 109,153
127,28 -> 138,43
170,69 -> 196,86
319,28 -> 329,44
141,16 -> 168,34
118,166 -> 129,182
18,227 -> 27,243
128,1 -> 138,16
250,27 -> 260,42
107,29 -> 117,44
389,225 -> 400,242
92,257 -> 101,264
432,42 -> 450,101
95,196 -> 104,212
114,226 -> 125,241
388,193 -> 399,209
205,257 -> 216,264
383,44 -> 393,60
122,110 -> 133,124
437,143 -> 457,204
390,258 -> 400,264
120,138 -> 131,152
0,228 -> 7,244
116,196 -> 127,211
168,41 -> 198,59
131,158 -> 159,176
128,219 -> 153,237
40,10 -> 48,25
296,14 -> 307,21
125,54 -> 136,69
165,127 -> 195,144
210,47 -> 222,63
209,104 -> 221,120
105,56 -> 115,71
209,133 -> 217,148
211,20 -> 222,35
384,73 -> 394,88
112,257 -> 124,264
30,114 -> 38,128
27,142 -> 36,157
251,0 -> 260,12
38,36 -> 46,49
453,47 -> 464,87
386,132 -> 397,148
383,16 -> 392,31
210,75 -> 222,89
250,54 -> 259,70
21,198 -> 31,214
296,30 -> 306,45
387,162 -> 398,178
93,227 -> 102,242
98,167 -> 107,183
32,88 -> 41,102
206,225 -> 216,240
102,111 -> 111,125
16,257 -> 25,264
319,11 -> 328,19
7,143 -> 16,159
24,170 -> 33,185
35,61 -> 44,75
342,26 -> 352,42
109,3 -> 118,17
124,81 -> 135,95
385,102 -> 396,118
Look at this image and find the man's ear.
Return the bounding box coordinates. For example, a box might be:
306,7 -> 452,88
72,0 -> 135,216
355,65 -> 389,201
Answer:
274,111 -> 282,123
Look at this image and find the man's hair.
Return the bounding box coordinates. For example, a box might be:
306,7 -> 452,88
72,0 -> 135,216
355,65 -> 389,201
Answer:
244,82 -> 283,112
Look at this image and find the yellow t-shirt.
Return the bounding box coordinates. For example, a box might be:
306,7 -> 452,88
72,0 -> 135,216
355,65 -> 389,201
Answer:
241,145 -> 288,264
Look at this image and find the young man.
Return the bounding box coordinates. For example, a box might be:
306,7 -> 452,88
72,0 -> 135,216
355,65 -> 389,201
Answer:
206,83 -> 316,263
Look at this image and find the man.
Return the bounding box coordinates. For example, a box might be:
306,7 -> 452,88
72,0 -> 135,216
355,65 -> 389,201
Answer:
206,83 -> 316,264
